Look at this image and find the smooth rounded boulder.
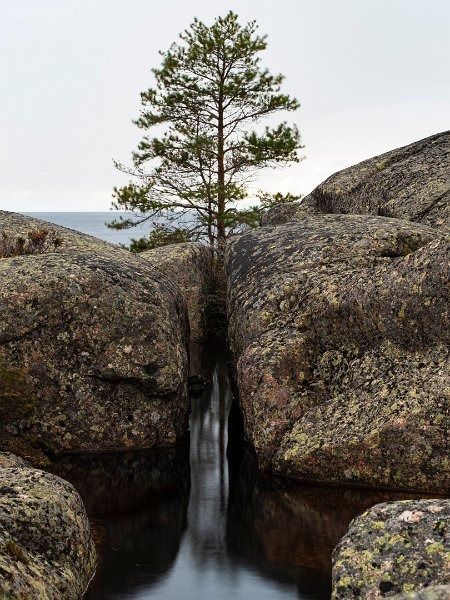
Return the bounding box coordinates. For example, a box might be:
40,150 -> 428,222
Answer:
226,214 -> 449,492
0,452 -> 96,599
0,211 -> 190,453
263,131 -> 449,230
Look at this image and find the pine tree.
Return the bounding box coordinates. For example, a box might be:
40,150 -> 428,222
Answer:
111,11 -> 302,256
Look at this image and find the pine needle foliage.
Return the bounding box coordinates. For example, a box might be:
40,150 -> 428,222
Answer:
111,12 -> 303,255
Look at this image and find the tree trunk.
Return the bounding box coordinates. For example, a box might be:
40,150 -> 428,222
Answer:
207,196 -> 214,248
217,91 -> 226,261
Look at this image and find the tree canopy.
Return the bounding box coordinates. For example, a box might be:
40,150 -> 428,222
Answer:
111,11 -> 303,254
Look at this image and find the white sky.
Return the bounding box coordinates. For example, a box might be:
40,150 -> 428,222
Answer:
1,0 -> 449,212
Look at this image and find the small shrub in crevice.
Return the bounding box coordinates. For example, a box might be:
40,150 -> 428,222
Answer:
3,540 -> 28,564
0,229 -> 62,258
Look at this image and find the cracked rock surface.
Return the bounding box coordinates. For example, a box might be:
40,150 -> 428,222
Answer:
332,500 -> 450,599
0,452 -> 96,599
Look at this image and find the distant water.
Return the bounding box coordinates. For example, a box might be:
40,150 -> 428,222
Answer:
23,212 -> 157,246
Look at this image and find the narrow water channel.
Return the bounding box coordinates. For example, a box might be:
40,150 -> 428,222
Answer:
53,343 -> 417,600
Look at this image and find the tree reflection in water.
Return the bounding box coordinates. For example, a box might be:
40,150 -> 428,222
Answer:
52,342 -> 420,600
52,446 -> 190,599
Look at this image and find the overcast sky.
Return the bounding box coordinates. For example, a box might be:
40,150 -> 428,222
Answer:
1,0 -> 448,212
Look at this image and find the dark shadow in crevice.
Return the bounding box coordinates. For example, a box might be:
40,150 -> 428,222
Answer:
51,445 -> 190,599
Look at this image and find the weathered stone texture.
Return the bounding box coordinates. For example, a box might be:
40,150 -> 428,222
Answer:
392,586 -> 450,599
332,500 -> 450,599
226,214 -> 449,492
141,242 -> 212,342
264,131 -> 449,230
0,211 -> 190,453
261,202 -> 305,226
0,452 -> 28,469
0,453 -> 96,599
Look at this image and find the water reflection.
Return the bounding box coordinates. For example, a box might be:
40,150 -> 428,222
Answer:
226,427 -> 419,599
53,343 -> 420,600
52,447 -> 190,599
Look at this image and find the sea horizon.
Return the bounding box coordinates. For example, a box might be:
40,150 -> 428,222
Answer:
21,211 -> 154,246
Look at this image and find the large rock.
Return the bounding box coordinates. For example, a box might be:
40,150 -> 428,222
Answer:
141,242 -> 212,342
264,131 -> 449,230
332,499 -> 450,599
0,452 -> 96,599
226,214 -> 449,492
0,211 -> 190,453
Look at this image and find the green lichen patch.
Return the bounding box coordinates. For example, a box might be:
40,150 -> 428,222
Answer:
332,500 -> 450,599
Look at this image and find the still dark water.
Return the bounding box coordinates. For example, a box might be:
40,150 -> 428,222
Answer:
53,344 -> 417,600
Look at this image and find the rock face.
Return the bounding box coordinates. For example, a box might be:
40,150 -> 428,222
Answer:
261,202 -> 305,227
226,214 -> 449,492
0,452 -> 96,599
0,211 -> 190,453
392,587 -> 450,599
141,242 -> 212,342
264,131 -> 449,230
332,500 -> 450,599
